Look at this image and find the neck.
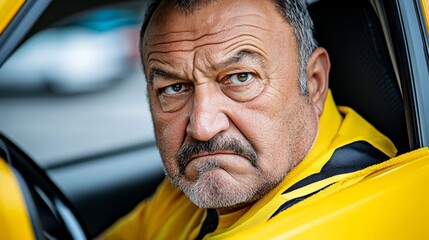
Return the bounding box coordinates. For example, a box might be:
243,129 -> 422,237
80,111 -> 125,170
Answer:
216,202 -> 253,215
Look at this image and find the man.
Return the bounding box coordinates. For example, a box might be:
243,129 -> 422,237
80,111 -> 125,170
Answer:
103,0 -> 397,239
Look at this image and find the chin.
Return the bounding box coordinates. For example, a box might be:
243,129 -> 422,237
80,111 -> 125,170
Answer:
175,169 -> 253,208
177,169 -> 280,209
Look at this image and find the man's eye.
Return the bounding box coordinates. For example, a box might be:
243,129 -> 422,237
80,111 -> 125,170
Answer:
229,72 -> 254,84
162,83 -> 188,95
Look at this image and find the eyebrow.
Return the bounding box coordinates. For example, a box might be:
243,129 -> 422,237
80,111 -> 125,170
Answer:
216,50 -> 267,70
148,68 -> 183,86
148,50 -> 266,85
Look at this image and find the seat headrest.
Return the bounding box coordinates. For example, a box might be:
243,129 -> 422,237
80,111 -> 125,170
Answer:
309,0 -> 409,153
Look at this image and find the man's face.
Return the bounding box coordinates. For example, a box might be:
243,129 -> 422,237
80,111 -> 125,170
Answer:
143,0 -> 321,212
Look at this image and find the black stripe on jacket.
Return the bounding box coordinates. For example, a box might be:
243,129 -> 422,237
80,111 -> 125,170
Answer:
270,141 -> 389,218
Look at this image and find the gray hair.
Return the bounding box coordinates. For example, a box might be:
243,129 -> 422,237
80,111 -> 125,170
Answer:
139,0 -> 317,95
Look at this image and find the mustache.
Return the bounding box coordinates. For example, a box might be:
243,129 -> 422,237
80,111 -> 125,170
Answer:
177,136 -> 258,175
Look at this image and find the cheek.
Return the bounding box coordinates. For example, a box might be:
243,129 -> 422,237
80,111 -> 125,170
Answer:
237,93 -> 318,175
150,92 -> 187,142
155,115 -> 187,148
151,106 -> 189,169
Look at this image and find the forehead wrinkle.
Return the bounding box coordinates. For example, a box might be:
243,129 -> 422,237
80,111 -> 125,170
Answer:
148,12 -> 269,42
146,28 -> 268,63
145,32 -> 256,63
151,29 -> 225,47
152,30 -> 194,38
150,22 -> 270,47
147,30 -> 246,54
145,15 -> 271,54
147,34 -> 262,56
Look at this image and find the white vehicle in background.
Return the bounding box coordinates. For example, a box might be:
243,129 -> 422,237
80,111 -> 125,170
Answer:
0,8 -> 140,94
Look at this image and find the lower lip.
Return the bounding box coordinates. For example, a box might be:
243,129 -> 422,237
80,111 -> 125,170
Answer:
186,153 -> 248,169
189,153 -> 237,162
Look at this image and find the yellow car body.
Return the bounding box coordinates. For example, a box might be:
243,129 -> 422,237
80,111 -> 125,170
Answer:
0,157 -> 35,240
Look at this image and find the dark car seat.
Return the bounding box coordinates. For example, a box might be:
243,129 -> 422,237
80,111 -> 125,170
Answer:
308,0 -> 409,154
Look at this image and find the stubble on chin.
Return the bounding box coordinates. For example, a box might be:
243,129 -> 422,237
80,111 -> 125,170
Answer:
169,158 -> 284,209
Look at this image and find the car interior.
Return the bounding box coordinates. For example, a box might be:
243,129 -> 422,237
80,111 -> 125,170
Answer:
0,0 -> 425,239
310,0 -> 410,154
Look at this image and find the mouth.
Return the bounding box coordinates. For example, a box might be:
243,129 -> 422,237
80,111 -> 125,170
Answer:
177,136 -> 259,176
188,151 -> 238,164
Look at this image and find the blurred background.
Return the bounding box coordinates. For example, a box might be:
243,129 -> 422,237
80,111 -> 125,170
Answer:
0,2 -> 156,169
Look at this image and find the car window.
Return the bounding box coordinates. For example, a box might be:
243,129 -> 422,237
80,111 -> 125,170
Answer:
0,4 -> 155,168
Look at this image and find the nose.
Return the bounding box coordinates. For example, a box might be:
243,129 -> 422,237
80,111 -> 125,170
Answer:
186,83 -> 230,141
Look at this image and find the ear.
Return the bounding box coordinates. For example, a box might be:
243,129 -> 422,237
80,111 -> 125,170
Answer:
306,47 -> 330,116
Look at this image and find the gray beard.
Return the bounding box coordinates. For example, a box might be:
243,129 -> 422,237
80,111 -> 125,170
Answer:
169,157 -> 285,209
